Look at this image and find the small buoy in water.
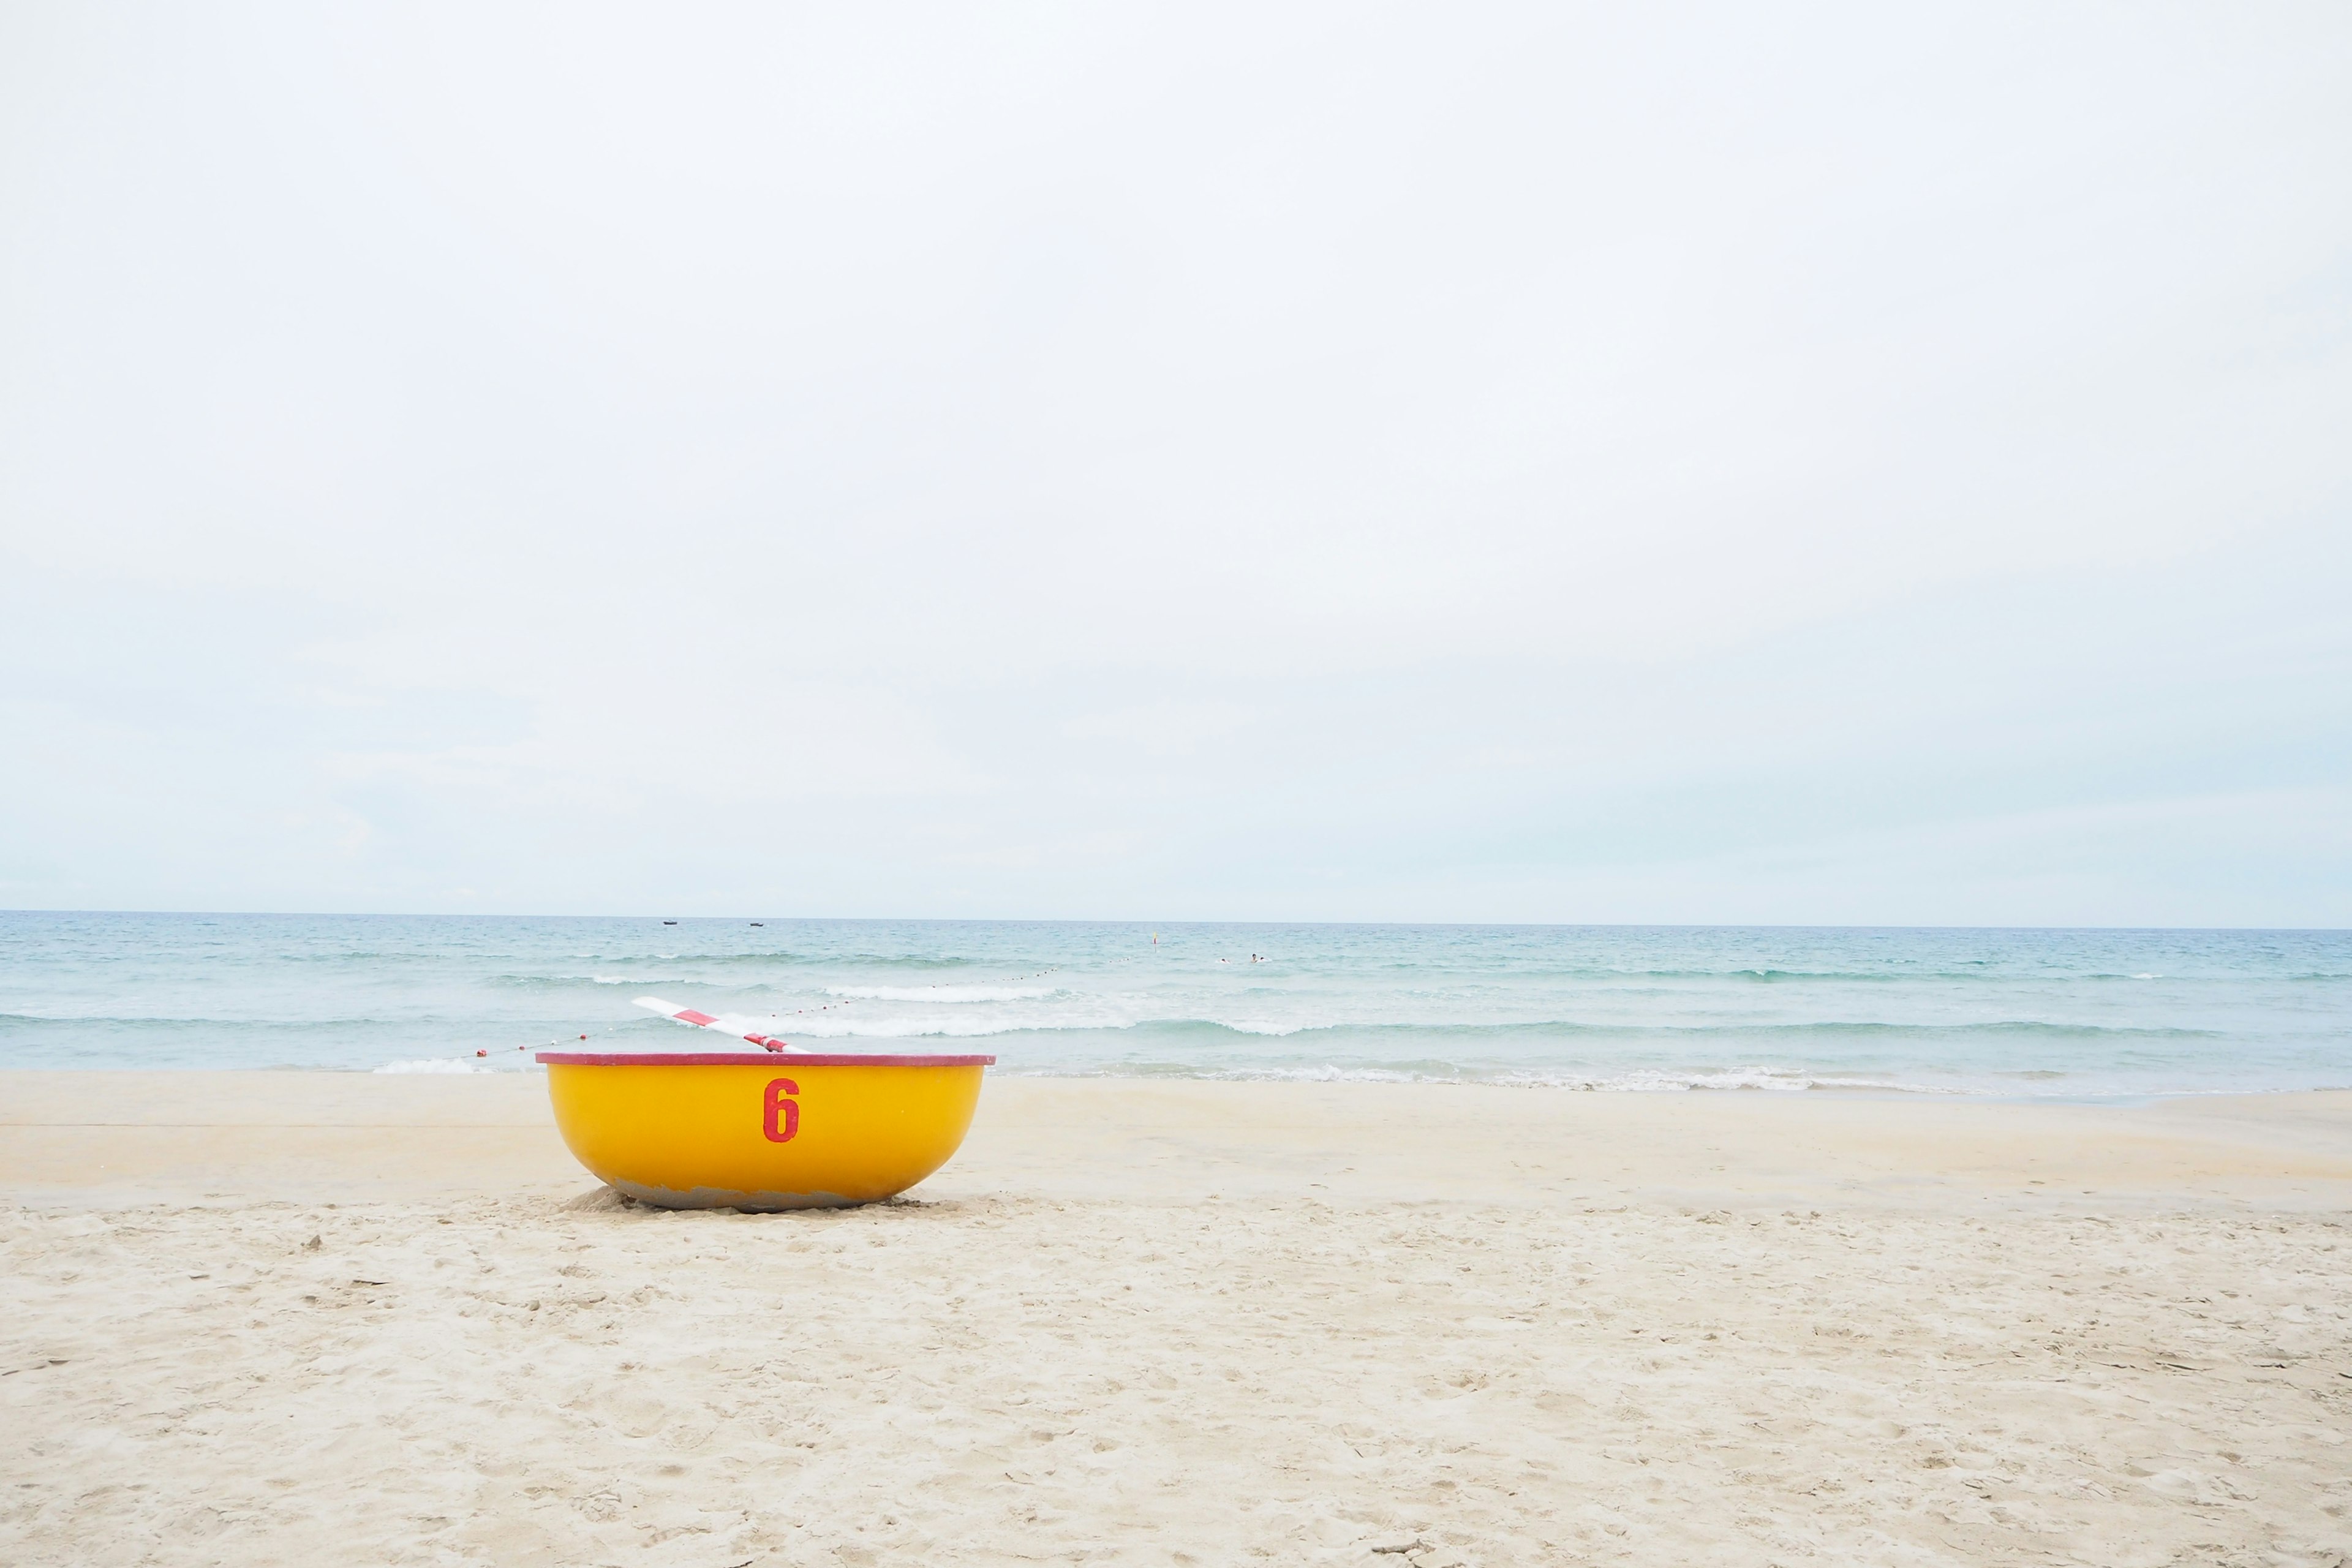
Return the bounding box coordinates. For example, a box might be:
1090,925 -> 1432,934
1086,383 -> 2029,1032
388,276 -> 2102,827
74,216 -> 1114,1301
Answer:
476,1049 -> 488,1057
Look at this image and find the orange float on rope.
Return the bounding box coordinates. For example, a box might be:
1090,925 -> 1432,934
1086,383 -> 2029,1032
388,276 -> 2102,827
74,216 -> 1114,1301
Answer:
533,1050 -> 993,1210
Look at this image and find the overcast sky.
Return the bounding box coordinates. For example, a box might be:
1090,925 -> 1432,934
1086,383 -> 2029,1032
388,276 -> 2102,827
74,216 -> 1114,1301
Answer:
2,2 -> 2348,924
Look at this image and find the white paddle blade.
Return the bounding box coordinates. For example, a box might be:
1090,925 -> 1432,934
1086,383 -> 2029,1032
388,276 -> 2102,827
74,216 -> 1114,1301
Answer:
633,995 -> 804,1053
635,995 -> 714,1025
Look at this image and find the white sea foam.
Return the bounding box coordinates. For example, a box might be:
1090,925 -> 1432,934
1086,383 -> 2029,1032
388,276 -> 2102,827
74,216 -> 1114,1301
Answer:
1008,1063 -> 1932,1093
783,1010 -> 1134,1039
375,1057 -> 490,1074
823,984 -> 1061,1003
1574,1068 -> 1899,1093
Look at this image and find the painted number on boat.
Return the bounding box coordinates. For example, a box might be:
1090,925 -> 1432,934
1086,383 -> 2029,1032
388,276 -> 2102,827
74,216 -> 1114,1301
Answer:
763,1077 -> 799,1143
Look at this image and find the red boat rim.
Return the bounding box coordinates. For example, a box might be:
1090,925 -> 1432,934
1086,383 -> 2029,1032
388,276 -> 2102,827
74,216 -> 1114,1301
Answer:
535,1050 -> 997,1068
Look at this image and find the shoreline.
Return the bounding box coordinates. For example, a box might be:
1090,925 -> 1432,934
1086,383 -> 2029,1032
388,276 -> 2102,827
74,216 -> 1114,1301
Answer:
6,1069 -> 2349,1213
37,1057 -> 2352,1100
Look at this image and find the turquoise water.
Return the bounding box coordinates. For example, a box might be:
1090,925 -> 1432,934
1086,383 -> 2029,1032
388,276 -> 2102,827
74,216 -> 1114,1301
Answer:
1,913 -> 2346,1096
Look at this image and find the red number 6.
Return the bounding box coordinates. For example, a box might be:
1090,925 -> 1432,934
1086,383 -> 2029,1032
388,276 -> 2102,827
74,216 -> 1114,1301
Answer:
763,1078 -> 799,1143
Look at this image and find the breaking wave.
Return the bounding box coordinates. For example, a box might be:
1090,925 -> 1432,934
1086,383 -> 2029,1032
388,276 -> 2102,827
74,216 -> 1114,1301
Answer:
823,984 -> 1061,1003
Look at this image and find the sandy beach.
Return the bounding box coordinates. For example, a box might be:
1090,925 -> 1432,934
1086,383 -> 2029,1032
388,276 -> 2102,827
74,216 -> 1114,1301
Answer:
4,1074 -> 2350,1566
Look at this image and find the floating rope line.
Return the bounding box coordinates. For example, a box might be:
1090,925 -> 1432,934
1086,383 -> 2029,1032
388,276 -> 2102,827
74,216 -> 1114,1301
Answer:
476,1020 -> 640,1058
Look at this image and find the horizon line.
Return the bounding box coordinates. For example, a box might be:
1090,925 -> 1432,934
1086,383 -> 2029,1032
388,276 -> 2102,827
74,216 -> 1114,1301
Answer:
2,908 -> 2345,935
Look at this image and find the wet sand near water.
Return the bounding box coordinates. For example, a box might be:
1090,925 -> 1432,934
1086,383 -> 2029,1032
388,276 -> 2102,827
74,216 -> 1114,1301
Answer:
4,1072 -> 2350,1565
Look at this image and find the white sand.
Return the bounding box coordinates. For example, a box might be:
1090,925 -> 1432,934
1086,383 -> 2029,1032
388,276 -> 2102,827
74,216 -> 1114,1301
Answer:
4,1073 -> 2350,1566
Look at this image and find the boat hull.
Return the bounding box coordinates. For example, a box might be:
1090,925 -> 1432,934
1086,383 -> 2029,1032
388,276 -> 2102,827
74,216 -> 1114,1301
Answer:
536,1052 -> 993,1209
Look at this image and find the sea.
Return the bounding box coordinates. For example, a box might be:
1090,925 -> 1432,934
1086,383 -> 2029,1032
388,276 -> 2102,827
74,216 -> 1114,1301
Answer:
2,912 -> 2348,1098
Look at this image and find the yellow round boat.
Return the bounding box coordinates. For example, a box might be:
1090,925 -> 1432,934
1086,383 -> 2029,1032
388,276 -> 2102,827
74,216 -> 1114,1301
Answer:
535,1050 -> 995,1210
